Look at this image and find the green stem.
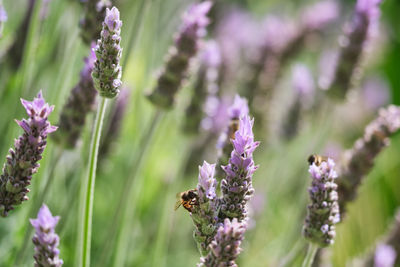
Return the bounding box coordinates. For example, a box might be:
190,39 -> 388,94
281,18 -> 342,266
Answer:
96,109 -> 163,267
80,97 -> 108,267
301,243 -> 318,267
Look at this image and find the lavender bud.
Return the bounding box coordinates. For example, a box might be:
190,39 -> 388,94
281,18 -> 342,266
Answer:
191,161 -> 219,255
53,47 -> 97,148
374,243 -> 396,267
220,115 -> 259,221
0,1 -> 7,38
338,105 -> 400,214
184,41 -> 221,134
80,0 -> 112,45
92,6 -> 123,98
30,204 -> 63,267
198,218 -> 246,267
147,1 -> 212,109
303,158 -> 340,247
0,92 -> 57,217
328,0 -> 382,98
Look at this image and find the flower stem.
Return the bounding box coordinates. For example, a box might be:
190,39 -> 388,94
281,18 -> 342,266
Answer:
302,243 -> 318,267
96,109 -> 163,267
80,96 -> 108,267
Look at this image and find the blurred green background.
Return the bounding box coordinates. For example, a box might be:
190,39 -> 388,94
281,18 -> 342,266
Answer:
0,0 -> 399,266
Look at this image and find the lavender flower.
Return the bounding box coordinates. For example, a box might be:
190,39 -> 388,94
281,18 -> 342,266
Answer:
99,88 -> 130,160
184,41 -> 221,134
216,95 -> 249,172
191,161 -> 219,255
30,204 -> 63,267
147,1 -> 212,109
92,6 -> 122,98
374,244 -> 396,267
0,1 -> 7,38
328,0 -> 382,98
220,115 -> 259,221
80,0 -> 112,45
0,92 -> 57,217
338,105 -> 400,214
303,158 -> 340,247
53,47 -> 97,148
198,218 -> 246,267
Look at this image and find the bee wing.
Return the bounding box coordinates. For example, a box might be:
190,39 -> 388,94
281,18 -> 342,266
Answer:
174,200 -> 182,211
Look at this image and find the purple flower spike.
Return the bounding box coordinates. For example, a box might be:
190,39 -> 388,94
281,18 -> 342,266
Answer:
198,218 -> 246,267
192,161 -> 219,255
53,46 -> 98,148
328,0 -> 382,98
92,6 -> 123,98
0,1 -> 7,38
220,115 -> 259,221
147,1 -> 212,109
303,158 -> 340,247
338,105 -> 400,215
0,91 -> 57,217
374,243 -> 396,267
30,204 -> 63,267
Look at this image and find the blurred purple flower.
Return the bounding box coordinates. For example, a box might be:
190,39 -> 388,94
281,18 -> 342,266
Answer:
220,115 -> 259,221
328,0 -> 382,98
0,92 -> 57,217
362,76 -> 390,111
198,218 -> 246,267
374,244 -> 396,267
92,6 -> 123,98
184,41 -> 221,134
148,1 -> 212,109
0,1 -> 7,37
201,96 -> 230,134
338,105 -> 400,214
318,49 -> 339,90
30,204 -> 63,267
301,0 -> 339,31
292,64 -> 315,98
303,158 -> 340,247
53,45 -> 97,148
80,0 -> 111,45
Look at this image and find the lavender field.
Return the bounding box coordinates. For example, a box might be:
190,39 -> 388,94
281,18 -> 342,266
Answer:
0,0 -> 399,266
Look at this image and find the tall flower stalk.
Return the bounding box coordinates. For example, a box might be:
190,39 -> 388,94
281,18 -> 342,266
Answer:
0,91 -> 57,217
302,158 -> 340,267
79,6 -> 122,267
30,204 -> 63,267
147,1 -> 212,109
338,105 -> 400,214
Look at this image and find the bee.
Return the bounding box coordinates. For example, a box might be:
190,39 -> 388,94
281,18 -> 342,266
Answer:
308,154 -> 328,166
174,189 -> 198,212
228,118 -> 240,140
